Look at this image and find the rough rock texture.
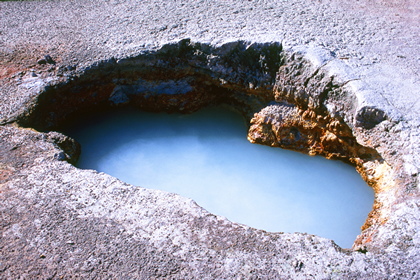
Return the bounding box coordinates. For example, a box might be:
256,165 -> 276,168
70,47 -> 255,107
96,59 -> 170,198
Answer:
1,0 -> 419,279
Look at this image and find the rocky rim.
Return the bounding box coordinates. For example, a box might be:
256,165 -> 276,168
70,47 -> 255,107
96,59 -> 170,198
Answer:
0,0 -> 419,279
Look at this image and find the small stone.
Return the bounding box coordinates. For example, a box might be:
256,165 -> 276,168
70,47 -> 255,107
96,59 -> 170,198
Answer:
44,55 -> 56,65
54,152 -> 67,161
37,54 -> 55,65
38,55 -> 56,65
37,58 -> 47,65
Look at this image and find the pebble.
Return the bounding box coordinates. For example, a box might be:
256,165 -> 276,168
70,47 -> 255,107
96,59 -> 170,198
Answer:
37,55 -> 56,65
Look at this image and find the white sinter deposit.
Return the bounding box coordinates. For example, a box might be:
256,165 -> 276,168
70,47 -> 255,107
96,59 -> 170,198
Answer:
0,0 -> 419,279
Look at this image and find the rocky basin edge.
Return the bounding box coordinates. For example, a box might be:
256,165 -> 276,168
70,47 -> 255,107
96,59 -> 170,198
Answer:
0,40 -> 419,279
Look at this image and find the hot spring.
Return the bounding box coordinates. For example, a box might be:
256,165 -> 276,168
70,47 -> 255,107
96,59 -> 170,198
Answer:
63,106 -> 374,248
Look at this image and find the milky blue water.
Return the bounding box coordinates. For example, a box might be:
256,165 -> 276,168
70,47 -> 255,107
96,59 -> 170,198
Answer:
64,106 -> 374,248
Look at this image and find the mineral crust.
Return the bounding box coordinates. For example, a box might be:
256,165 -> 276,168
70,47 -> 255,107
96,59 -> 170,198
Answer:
0,0 -> 419,279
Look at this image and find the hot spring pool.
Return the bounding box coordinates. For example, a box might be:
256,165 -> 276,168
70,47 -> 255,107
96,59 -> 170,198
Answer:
63,106 -> 374,248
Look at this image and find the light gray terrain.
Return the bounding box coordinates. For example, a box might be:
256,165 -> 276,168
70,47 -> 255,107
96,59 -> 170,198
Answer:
0,0 -> 419,279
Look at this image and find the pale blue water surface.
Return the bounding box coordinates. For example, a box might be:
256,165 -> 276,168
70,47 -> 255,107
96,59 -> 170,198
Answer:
64,106 -> 374,248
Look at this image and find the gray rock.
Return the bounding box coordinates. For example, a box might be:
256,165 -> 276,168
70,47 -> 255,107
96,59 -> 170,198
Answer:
0,0 -> 419,279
